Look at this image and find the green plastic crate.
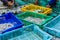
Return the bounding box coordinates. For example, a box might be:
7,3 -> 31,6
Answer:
16,12 -> 53,29
21,19 -> 33,26
16,17 -> 43,29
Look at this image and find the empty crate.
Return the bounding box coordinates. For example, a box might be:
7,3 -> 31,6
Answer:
16,12 -> 53,29
21,4 -> 52,15
0,12 -> 23,33
44,15 -> 60,37
0,24 -> 52,40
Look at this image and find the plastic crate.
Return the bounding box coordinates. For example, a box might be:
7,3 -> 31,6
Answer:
15,0 -> 26,6
0,24 -> 52,40
43,15 -> 60,37
38,0 -> 50,6
20,19 -> 33,27
0,12 -> 23,34
38,0 -> 47,6
16,12 -> 53,29
21,4 -> 52,15
15,0 -> 37,6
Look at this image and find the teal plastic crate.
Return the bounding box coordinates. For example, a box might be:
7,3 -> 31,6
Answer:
0,24 -> 52,40
15,0 -> 26,6
16,12 -> 53,29
15,0 -> 36,6
43,15 -> 60,37
48,0 -> 60,17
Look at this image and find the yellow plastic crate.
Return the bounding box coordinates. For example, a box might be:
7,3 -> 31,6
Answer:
21,4 -> 52,15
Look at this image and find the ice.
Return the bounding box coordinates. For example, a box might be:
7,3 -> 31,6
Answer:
33,10 -> 43,13
24,17 -> 45,24
0,23 -> 14,33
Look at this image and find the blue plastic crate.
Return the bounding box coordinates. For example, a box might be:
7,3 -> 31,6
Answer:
0,24 -> 52,40
0,12 -> 23,34
43,15 -> 60,37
